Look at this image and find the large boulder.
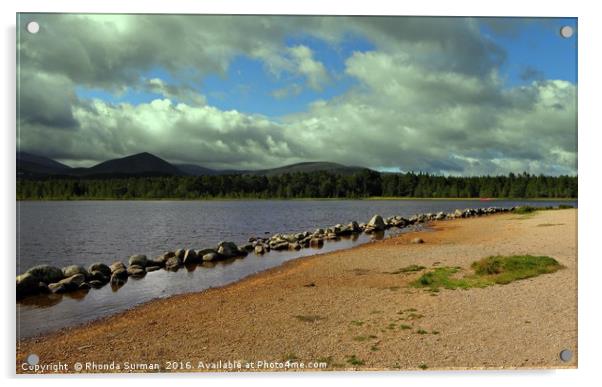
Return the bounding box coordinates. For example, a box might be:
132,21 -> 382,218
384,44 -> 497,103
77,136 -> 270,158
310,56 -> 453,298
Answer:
202,252 -> 219,262
364,215 -> 386,233
216,241 -> 242,258
174,249 -> 185,259
48,283 -> 68,294
127,265 -> 146,278
62,265 -> 89,279
165,256 -> 181,270
128,254 -> 148,268
16,273 -> 40,298
88,270 -> 110,284
88,263 -> 111,278
109,261 -> 126,273
58,274 -> 86,291
254,244 -> 266,255
182,249 -> 199,264
111,268 -> 128,281
25,265 -> 64,284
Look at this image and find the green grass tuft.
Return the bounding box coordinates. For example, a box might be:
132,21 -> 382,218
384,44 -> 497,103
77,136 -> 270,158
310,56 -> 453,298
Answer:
412,255 -> 563,290
346,355 -> 365,366
512,205 -> 539,214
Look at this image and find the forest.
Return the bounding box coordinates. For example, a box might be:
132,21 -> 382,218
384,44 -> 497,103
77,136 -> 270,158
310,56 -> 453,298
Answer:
16,170 -> 578,200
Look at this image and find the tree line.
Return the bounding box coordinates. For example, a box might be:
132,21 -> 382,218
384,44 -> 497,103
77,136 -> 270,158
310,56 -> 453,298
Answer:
16,170 -> 577,200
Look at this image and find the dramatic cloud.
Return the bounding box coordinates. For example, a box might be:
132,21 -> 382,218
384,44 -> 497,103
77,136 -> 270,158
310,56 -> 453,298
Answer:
17,14 -> 577,175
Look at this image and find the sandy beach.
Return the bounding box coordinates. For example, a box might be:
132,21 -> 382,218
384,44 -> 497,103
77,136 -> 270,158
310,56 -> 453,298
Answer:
16,209 -> 577,373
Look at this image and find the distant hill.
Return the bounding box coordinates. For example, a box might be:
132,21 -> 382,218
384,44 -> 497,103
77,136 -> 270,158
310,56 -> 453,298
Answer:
76,152 -> 183,177
175,164 -> 220,176
250,161 -> 369,176
17,152 -> 373,178
17,151 -> 72,177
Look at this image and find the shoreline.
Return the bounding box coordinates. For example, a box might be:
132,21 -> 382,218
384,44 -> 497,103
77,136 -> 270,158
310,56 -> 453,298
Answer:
16,209 -> 577,372
16,197 -> 578,202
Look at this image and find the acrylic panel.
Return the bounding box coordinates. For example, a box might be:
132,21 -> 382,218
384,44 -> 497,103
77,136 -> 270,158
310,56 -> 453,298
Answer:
16,14 -> 577,373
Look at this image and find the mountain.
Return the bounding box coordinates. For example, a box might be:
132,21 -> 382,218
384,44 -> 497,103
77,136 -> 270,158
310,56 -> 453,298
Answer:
17,151 -> 72,177
250,161 -> 369,176
17,152 -> 373,178
76,152 -> 183,177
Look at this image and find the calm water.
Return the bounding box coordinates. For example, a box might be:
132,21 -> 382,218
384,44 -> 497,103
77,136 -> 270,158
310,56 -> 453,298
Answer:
16,199 -> 576,338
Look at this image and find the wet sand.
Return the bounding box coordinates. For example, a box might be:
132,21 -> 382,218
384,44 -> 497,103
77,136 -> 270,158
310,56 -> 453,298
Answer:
16,209 -> 577,373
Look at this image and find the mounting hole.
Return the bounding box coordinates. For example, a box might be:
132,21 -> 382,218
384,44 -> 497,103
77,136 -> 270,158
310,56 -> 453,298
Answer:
26,21 -> 40,34
27,353 -> 39,366
560,25 -> 574,39
559,349 -> 573,362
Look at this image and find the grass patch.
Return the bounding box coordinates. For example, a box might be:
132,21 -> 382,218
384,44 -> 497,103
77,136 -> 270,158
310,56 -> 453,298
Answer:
293,315 -> 324,323
416,328 -> 428,334
512,205 -> 539,214
418,363 -> 428,370
387,286 -> 401,291
400,324 -> 412,330
350,320 -> 364,326
558,204 -> 574,209
353,335 -> 369,342
537,223 -> 564,227
389,264 -> 426,274
412,255 -> 563,291
370,345 -> 380,352
346,355 -> 365,366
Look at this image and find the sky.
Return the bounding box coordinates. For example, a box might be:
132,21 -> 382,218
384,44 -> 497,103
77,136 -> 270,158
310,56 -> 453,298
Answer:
17,14 -> 577,175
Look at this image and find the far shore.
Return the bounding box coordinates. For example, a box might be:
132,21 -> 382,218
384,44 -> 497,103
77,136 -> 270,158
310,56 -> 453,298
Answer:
16,197 -> 578,202
16,209 -> 577,373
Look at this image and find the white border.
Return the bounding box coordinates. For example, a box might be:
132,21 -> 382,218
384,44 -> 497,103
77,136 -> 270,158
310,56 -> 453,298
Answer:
2,1 -> 601,386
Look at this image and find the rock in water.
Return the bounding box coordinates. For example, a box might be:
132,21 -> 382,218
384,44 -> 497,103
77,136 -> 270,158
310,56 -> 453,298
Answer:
174,249 -> 185,259
111,269 -> 128,281
62,265 -> 89,279
127,265 -> 146,278
217,241 -> 241,258
88,280 -> 105,288
58,274 -> 86,290
48,282 -> 68,294
25,265 -> 64,284
88,270 -> 109,284
182,249 -> 199,264
16,273 -> 40,298
254,244 -> 266,255
128,254 -> 148,268
165,256 -> 181,271
109,261 -> 126,273
88,263 -> 111,278
202,252 -> 219,262
364,215 -> 386,233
